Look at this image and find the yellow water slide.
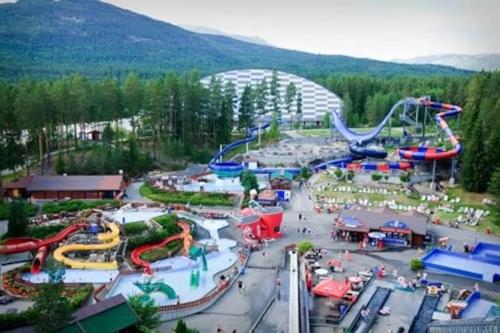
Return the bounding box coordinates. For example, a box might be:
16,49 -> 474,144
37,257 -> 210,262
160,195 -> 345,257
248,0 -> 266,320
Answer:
53,223 -> 120,269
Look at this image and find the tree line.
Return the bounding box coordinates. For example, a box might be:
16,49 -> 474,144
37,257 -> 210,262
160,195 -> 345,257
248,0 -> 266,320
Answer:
1,71 -> 499,196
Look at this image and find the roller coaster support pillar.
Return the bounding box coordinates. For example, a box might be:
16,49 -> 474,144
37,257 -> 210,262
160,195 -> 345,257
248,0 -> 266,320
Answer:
430,160 -> 437,191
449,158 -> 457,186
219,145 -> 223,163
246,142 -> 249,154
258,124 -> 261,146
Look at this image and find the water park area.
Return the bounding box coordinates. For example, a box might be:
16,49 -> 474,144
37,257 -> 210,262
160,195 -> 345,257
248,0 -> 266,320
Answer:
1,82 -> 499,333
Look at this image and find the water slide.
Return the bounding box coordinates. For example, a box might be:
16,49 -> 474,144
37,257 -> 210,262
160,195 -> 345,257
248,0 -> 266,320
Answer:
398,101 -> 462,160
130,222 -> 191,275
53,222 -> 120,270
0,224 -> 87,274
408,294 -> 441,333
349,287 -> 392,333
209,122 -> 302,176
331,97 -> 463,164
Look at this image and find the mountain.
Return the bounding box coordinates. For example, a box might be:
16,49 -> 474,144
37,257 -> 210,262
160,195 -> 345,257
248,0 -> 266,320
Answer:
393,54 -> 500,71
0,0 -> 470,80
181,25 -> 273,47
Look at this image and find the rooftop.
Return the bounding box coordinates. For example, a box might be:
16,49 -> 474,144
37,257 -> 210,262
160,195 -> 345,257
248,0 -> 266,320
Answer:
25,175 -> 124,192
339,207 -> 428,235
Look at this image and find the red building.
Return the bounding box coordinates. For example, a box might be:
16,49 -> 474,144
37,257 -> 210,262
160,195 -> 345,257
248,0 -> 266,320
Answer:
4,175 -> 126,200
240,205 -> 284,240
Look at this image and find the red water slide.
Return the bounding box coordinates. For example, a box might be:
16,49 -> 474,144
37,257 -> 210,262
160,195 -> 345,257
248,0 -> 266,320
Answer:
130,222 -> 190,275
0,223 -> 87,273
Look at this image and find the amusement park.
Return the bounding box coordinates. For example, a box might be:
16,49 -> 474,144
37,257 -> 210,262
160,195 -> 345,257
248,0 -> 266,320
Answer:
1,1 -> 500,332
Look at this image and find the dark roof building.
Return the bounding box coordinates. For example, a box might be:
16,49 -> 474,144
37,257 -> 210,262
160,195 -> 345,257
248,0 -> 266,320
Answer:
5,295 -> 139,333
4,175 -> 126,200
60,294 -> 140,333
270,170 -> 294,190
337,207 -> 428,246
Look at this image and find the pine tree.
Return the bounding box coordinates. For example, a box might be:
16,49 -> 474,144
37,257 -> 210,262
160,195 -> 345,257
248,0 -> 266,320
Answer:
128,295 -> 160,333
295,91 -> 303,128
55,152 -> 65,175
269,70 -> 281,122
285,82 -> 296,128
322,111 -> 331,129
7,200 -> 28,237
32,260 -> 72,333
238,85 -> 254,131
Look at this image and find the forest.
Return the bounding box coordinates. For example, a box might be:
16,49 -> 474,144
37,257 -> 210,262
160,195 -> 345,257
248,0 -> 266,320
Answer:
1,71 -> 499,198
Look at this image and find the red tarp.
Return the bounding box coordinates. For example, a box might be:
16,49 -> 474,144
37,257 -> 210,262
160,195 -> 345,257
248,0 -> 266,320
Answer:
312,279 -> 350,299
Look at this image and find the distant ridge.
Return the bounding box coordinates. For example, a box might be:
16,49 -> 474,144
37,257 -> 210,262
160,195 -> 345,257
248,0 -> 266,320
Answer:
393,54 -> 500,71
0,0 -> 471,80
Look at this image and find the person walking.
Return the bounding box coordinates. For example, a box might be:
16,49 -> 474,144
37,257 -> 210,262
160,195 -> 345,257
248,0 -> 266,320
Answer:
276,277 -> 282,301
299,213 -> 302,221
237,280 -> 244,293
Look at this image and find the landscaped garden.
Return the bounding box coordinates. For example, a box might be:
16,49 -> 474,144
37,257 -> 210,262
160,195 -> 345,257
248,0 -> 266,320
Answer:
42,200 -> 121,214
140,183 -> 234,207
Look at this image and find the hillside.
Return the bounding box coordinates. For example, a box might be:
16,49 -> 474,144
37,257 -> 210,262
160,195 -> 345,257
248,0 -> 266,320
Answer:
0,0 -> 470,80
394,54 -> 500,71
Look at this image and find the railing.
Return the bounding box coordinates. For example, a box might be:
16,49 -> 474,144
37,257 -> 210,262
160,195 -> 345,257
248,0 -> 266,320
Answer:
158,248 -> 251,321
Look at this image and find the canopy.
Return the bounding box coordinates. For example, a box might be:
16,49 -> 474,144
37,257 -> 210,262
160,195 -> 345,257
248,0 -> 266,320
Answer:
312,279 -> 350,299
336,216 -> 369,233
368,232 -> 386,240
381,220 -> 412,234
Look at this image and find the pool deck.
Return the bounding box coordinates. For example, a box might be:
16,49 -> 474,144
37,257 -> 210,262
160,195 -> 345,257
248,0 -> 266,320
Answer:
107,251 -> 237,306
23,268 -> 119,284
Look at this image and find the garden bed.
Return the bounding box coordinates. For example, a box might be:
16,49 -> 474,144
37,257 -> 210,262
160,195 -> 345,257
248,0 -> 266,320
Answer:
140,183 -> 234,206
42,200 -> 121,214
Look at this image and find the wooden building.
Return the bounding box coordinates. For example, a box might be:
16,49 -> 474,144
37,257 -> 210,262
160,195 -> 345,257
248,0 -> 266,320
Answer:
4,175 -> 126,200
336,207 -> 428,246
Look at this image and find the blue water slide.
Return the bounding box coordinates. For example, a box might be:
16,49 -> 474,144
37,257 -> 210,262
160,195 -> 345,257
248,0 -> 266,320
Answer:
312,156 -> 354,171
331,98 -> 417,145
209,122 -> 272,177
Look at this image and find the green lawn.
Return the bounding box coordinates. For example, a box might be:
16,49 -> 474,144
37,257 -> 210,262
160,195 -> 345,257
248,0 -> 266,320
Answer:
314,180 -> 499,235
140,183 -> 234,206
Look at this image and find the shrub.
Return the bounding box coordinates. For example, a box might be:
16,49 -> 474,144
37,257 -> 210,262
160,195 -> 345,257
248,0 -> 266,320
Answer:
400,172 -> 411,183
0,308 -> 35,331
154,214 -> 178,232
124,221 -> 148,236
300,166 -> 312,180
127,225 -> 182,251
371,173 -> 382,181
334,168 -> 343,178
140,183 -> 233,207
296,240 -> 314,254
140,240 -> 182,262
27,224 -> 67,239
410,258 -> 424,271
42,200 -> 121,214
0,201 -> 37,220
347,170 -> 355,181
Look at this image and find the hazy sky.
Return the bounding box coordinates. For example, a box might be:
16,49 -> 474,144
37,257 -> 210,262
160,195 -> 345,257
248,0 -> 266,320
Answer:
4,0 -> 500,60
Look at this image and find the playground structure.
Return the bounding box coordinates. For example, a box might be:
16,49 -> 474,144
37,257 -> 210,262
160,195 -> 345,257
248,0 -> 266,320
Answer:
421,242 -> 500,282
134,279 -> 177,303
53,222 -> 120,270
130,221 -> 191,275
0,223 -> 87,274
239,200 -> 284,241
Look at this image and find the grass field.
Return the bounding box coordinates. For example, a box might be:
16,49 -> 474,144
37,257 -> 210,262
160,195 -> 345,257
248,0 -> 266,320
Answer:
314,177 -> 498,235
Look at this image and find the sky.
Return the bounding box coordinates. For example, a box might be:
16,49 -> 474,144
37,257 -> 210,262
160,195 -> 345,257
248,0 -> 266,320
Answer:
3,0 -> 500,60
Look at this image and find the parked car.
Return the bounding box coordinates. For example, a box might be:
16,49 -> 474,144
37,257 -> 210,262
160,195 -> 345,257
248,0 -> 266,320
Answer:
0,295 -> 15,305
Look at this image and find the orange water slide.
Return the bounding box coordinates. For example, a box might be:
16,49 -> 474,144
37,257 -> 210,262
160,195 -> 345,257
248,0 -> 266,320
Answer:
130,222 -> 191,275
